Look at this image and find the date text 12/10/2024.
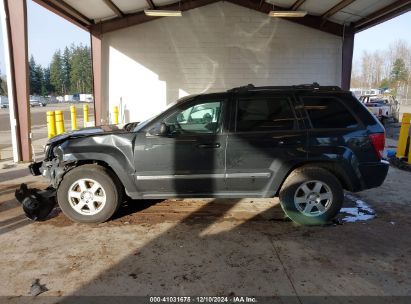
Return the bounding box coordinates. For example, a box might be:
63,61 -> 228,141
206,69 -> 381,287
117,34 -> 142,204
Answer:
149,296 -> 258,303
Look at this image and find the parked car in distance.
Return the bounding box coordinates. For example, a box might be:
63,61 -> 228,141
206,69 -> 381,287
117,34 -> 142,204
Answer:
0,96 -> 9,108
29,99 -> 46,107
29,83 -> 389,225
359,94 -> 399,124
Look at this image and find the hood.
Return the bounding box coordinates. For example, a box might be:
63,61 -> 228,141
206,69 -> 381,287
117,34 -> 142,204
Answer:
48,124 -> 131,144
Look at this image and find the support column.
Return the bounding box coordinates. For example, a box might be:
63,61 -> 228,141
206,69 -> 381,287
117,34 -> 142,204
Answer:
91,30 -> 102,126
0,0 -> 31,162
341,26 -> 355,91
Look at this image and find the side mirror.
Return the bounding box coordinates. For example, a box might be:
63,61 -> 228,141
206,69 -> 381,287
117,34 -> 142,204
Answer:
159,123 -> 169,136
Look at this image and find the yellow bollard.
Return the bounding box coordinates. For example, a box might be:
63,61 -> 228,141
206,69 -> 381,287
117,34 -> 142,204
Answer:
55,110 -> 65,135
113,105 -> 119,124
408,137 -> 411,165
397,113 -> 411,158
70,105 -> 77,130
46,111 -> 56,139
83,104 -> 89,128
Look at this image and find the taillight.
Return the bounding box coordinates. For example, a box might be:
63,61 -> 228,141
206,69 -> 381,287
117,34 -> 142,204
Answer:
369,133 -> 385,160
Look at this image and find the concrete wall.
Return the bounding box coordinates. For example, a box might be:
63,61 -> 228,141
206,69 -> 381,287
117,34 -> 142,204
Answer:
101,2 -> 343,123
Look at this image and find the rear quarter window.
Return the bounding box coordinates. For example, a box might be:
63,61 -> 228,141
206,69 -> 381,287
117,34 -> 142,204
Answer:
302,96 -> 359,129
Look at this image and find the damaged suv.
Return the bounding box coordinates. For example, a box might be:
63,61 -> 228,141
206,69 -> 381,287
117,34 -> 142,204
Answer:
29,84 -> 389,225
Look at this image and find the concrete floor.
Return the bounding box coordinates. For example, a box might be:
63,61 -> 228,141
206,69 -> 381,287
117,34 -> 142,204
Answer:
0,161 -> 410,300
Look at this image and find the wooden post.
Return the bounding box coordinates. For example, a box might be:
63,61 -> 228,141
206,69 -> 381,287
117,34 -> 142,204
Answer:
0,0 -> 31,161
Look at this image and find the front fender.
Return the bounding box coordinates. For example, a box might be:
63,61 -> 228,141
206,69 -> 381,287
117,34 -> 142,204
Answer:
52,134 -> 139,196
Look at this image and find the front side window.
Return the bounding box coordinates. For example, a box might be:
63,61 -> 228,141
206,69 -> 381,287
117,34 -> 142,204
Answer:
302,96 -> 358,129
164,100 -> 223,134
236,96 -> 296,132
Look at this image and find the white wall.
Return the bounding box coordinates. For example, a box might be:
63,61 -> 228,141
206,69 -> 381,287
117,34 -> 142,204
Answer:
101,2 -> 342,123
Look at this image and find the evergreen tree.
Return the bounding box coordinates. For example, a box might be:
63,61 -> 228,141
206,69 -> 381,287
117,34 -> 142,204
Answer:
29,55 -> 43,95
0,68 -> 7,96
70,44 -> 92,93
50,50 -> 63,95
390,58 -> 408,96
42,67 -> 54,95
62,46 -> 71,94
30,44 -> 93,96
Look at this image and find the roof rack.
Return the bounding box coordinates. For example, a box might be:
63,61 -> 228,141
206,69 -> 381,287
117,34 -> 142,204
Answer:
228,82 -> 342,93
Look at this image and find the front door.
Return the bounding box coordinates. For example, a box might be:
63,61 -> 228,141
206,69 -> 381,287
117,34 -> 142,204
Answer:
134,96 -> 228,198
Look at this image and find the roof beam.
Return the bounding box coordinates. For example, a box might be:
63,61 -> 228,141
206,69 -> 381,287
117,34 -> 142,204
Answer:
102,0 -> 124,17
290,0 -> 305,10
227,0 -> 345,36
146,0 -> 157,9
321,0 -> 355,19
93,0 -> 219,34
32,0 -> 92,29
93,0 -> 344,36
354,0 -> 411,32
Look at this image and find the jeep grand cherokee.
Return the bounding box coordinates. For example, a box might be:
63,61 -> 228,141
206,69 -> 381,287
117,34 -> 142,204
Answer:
29,83 -> 389,225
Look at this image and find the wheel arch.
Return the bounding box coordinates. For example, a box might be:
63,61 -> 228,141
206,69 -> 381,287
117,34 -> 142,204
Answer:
55,159 -> 133,198
274,161 -> 355,196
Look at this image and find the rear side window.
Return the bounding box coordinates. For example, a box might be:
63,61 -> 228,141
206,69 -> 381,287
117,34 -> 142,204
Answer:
236,96 -> 296,132
302,96 -> 358,129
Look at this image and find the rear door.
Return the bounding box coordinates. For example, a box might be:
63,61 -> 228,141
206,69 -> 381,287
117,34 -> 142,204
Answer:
225,91 -> 307,197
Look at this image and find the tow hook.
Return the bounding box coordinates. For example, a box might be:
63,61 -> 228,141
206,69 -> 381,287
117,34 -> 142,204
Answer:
15,183 -> 57,221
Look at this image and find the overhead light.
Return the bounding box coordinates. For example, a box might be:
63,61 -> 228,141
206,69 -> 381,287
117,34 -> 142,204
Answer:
144,10 -> 182,17
268,10 -> 307,17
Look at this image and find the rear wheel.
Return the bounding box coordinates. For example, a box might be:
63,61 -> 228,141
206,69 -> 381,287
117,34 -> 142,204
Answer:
57,164 -> 122,223
279,167 -> 343,225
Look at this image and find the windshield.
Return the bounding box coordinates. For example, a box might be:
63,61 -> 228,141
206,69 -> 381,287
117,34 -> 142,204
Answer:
134,95 -> 196,132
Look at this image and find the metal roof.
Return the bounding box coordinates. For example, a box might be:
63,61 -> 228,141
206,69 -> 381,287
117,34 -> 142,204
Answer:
33,0 -> 411,36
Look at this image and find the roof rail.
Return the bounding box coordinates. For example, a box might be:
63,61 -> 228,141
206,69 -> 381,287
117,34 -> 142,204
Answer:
227,84 -> 255,93
292,82 -> 341,91
228,82 -> 342,92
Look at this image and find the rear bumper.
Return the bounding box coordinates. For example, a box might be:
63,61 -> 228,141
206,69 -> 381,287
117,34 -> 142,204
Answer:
358,160 -> 389,190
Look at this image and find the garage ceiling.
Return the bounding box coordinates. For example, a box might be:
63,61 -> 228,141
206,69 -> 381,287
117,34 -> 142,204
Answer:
33,0 -> 411,36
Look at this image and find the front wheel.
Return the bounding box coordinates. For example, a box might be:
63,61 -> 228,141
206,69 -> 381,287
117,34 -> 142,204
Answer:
279,167 -> 343,225
57,164 -> 122,223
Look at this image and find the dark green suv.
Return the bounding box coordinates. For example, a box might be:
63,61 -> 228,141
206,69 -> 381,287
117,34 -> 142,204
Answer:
29,84 -> 389,225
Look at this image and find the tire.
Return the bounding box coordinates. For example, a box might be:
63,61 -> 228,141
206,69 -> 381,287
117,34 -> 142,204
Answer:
57,164 -> 122,223
279,166 -> 343,226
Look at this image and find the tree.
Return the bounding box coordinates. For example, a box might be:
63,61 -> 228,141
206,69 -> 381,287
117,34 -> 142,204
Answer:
42,67 -> 54,95
0,69 -> 7,96
29,55 -> 43,95
62,46 -> 71,94
390,58 -> 408,97
70,44 -> 92,93
379,78 -> 391,89
50,50 -> 63,95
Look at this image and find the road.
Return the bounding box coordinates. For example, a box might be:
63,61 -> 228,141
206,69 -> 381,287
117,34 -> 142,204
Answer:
0,103 -> 94,131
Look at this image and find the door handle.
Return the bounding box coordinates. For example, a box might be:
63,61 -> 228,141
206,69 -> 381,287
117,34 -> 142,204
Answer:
197,143 -> 221,149
278,140 -> 302,145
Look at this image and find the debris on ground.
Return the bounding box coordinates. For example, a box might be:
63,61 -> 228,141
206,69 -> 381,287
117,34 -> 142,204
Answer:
29,279 -> 48,296
340,194 -> 376,223
15,183 -> 56,221
389,156 -> 411,172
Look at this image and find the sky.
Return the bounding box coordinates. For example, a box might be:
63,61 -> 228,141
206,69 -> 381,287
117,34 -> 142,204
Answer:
0,0 -> 410,74
353,11 -> 411,61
